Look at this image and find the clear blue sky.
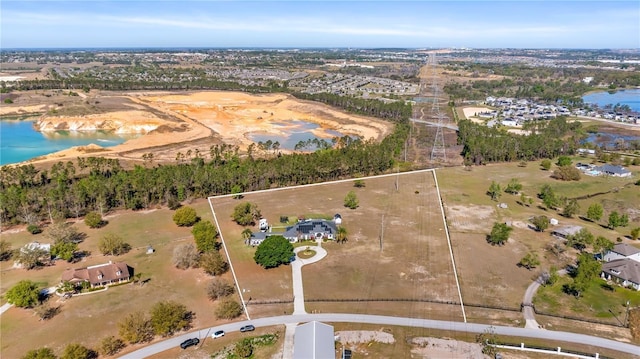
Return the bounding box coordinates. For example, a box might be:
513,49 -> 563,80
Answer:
1,1 -> 639,49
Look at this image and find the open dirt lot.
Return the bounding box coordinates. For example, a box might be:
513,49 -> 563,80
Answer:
462,106 -> 492,120
210,170 -> 462,320
2,90 -> 393,166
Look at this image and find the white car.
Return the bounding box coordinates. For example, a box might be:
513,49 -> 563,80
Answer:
212,330 -> 225,339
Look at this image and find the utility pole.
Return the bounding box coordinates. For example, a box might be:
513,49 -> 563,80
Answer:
624,300 -> 631,327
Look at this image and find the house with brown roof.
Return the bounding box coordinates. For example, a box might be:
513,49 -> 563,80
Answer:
61,261 -> 131,288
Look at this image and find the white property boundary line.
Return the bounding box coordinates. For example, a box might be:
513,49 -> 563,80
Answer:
206,167 -> 462,322
432,169 -> 466,322
490,343 -> 601,359
208,199 -> 251,320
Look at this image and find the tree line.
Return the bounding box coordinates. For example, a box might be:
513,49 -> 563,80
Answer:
1,127 -> 409,227
458,117 -> 583,165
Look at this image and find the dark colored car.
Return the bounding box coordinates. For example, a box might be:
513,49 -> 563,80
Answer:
180,337 -> 200,349
240,324 -> 255,332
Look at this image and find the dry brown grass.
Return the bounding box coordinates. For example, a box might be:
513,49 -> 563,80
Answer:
0,202 -> 240,358
437,162 -> 640,310
209,170 -> 461,320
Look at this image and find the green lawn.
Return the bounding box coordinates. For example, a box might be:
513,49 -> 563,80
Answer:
534,276 -> 640,324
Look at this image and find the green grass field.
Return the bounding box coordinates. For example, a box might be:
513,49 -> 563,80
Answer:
534,276 -> 640,322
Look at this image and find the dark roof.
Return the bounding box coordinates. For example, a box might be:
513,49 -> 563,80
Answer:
596,164 -> 631,175
284,219 -> 337,238
602,259 -> 640,285
612,243 -> 640,257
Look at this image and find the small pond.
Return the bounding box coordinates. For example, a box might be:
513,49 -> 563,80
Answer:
248,120 -> 349,151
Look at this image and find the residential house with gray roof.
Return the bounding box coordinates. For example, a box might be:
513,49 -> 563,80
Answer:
601,259 -> 640,291
249,219 -> 337,246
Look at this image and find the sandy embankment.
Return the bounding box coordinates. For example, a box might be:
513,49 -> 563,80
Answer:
8,91 -> 393,165
462,106 -> 492,124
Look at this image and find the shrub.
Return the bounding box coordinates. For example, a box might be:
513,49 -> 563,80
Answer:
27,224 -> 42,234
207,278 -> 235,300
172,206 -> 198,227
0,239 -> 13,261
235,338 -> 254,358
200,250 -> 228,276
172,243 -> 200,269
486,222 -> 512,246
541,159 -> 552,170
118,311 -> 153,344
552,166 -> 581,181
232,202 -> 261,226
6,280 -> 41,308
150,301 -> 192,337
191,220 -> 219,252
99,336 -> 125,356
22,348 -> 56,359
84,211 -> 104,228
215,298 -> 243,319
344,191 -> 359,209
98,233 -> 131,256
60,343 -> 96,359
4,98 -> 13,104
531,215 -> 549,232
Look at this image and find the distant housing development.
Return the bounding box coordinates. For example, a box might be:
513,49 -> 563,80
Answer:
483,96 -> 640,126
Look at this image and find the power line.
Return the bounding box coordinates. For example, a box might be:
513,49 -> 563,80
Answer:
429,53 -> 446,162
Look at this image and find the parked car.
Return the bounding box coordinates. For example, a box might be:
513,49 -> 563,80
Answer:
240,324 -> 255,332
212,330 -> 225,338
180,337 -> 199,349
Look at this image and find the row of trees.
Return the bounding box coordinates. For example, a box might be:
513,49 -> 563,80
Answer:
1,124 -> 409,226
458,117 -> 583,165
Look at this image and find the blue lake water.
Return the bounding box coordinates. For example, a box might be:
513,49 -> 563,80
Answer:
582,88 -> 640,112
582,133 -> 640,148
248,120 -> 347,150
0,120 -> 137,165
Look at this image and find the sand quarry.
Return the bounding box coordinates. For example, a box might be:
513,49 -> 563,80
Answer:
6,91 -> 393,165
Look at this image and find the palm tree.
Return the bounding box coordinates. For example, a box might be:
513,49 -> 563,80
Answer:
336,226 -> 348,244
241,228 -> 253,242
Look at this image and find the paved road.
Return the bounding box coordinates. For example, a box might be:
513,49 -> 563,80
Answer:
410,118 -> 459,131
118,313 -> 640,358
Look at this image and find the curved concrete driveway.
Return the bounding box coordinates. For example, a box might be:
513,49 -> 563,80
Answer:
282,243 -> 328,359
522,270 -> 567,329
291,244 -> 327,315
118,313 -> 640,358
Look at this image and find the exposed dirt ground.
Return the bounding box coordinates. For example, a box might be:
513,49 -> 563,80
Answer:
2,90 -> 394,166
